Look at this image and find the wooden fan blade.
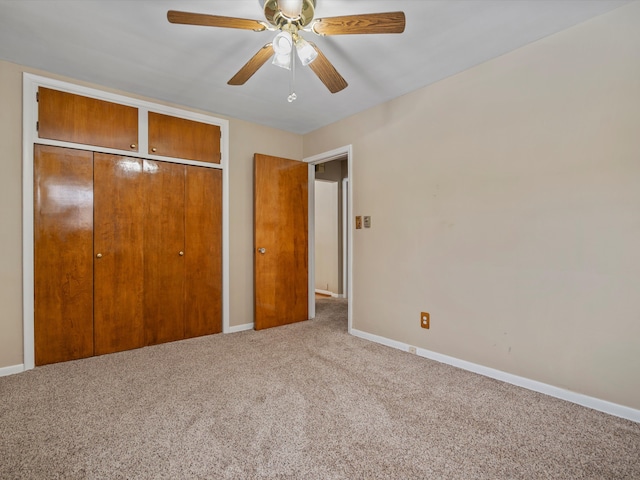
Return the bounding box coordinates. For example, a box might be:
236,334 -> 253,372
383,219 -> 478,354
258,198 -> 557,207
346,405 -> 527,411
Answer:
228,44 -> 274,86
167,10 -> 266,31
312,11 -> 405,36
308,44 -> 348,94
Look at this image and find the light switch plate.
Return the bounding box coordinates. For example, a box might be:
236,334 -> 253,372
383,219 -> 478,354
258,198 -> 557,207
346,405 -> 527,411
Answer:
363,216 -> 371,228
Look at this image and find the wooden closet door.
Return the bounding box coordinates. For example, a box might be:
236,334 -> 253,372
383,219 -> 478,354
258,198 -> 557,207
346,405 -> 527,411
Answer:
34,145 -> 94,365
184,165 -> 222,337
93,153 -> 145,355
143,160 -> 186,345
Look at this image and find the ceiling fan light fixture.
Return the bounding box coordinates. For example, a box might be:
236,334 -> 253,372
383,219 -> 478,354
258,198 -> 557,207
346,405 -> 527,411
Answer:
278,0 -> 303,19
294,36 -> 317,66
170,1 -> 403,95
261,0 -> 316,28
272,31 -> 293,70
272,53 -> 292,70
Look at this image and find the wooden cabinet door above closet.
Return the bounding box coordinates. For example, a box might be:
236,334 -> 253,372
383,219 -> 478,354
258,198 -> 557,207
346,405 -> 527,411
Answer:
38,87 -> 139,152
148,112 -> 221,164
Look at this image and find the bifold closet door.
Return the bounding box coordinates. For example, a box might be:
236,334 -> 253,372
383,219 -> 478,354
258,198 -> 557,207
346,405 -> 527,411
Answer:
34,145 -> 94,365
184,165 -> 222,337
143,160 -> 186,345
93,153 -> 145,355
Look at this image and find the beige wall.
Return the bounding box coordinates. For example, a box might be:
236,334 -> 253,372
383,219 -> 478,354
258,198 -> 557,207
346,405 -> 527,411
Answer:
304,3 -> 640,410
315,180 -> 339,293
0,59 -> 302,368
315,158 -> 348,294
0,61 -> 24,368
228,120 -> 302,327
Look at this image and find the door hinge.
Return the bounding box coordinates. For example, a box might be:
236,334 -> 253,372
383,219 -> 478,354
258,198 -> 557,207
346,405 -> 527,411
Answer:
36,91 -> 39,102
36,121 -> 39,132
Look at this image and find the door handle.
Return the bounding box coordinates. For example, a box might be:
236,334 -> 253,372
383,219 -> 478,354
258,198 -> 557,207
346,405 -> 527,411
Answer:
257,248 -> 266,254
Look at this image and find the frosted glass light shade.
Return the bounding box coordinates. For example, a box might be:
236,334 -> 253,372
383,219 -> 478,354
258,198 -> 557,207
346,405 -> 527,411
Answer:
272,31 -> 293,70
279,0 -> 303,19
295,36 -> 317,66
272,53 -> 292,70
273,31 -> 292,55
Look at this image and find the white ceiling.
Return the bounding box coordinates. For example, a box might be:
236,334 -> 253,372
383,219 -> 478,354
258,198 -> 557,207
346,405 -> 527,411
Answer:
0,0 -> 631,134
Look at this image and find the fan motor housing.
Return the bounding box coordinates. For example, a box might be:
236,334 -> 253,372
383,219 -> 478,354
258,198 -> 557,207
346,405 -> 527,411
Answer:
262,0 -> 316,28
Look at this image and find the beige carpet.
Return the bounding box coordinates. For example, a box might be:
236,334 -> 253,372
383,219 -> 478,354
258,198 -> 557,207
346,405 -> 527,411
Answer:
1,298 -> 638,479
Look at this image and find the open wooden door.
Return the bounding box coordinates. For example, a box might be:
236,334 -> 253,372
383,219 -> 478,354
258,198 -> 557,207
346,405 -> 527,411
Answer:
254,154 -> 308,330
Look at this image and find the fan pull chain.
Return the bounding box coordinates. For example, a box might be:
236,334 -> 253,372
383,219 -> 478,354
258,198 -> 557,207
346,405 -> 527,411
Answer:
288,49 -> 297,102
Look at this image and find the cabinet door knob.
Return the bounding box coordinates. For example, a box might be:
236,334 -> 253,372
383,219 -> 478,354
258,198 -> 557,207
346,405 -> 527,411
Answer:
130,144 -> 137,149
96,253 -> 103,258
151,147 -> 157,153
257,248 -> 266,254
179,251 -> 184,256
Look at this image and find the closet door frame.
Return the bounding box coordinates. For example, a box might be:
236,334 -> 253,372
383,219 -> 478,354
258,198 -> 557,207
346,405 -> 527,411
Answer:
21,73 -> 230,371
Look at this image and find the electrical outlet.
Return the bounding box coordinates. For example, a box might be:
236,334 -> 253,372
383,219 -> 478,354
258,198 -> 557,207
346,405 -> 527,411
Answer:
420,312 -> 430,329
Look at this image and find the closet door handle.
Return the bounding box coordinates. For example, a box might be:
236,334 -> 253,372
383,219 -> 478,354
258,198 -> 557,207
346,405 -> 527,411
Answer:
130,144 -> 137,149
151,147 -> 157,153
257,248 -> 266,254
96,253 -> 103,258
179,251 -> 184,256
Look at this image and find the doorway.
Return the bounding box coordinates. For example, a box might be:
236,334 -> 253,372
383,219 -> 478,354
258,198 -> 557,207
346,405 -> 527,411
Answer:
304,145 -> 353,334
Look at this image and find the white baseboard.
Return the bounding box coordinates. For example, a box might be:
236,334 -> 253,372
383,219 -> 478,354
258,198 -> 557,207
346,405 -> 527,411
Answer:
315,289 -> 342,298
0,364 -> 25,377
228,323 -> 253,333
351,328 -> 640,424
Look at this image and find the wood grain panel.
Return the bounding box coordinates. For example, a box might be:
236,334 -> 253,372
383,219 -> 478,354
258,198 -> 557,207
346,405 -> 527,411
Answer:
184,165 -> 222,338
254,154 -> 308,330
308,44 -> 348,93
312,11 -> 406,35
143,160 -> 186,345
228,44 -> 274,85
38,87 -> 138,152
93,153 -> 145,355
168,10 -> 266,31
34,145 -> 94,365
148,112 -> 221,164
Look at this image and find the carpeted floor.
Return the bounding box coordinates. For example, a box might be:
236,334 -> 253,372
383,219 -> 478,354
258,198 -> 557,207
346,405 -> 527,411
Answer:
1,297 -> 638,479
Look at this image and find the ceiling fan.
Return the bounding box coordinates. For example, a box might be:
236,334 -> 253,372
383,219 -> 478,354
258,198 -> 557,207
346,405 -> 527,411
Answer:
167,0 -> 405,100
